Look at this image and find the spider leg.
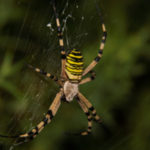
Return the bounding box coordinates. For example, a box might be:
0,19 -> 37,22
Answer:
0,90 -> 63,144
78,92 -> 102,124
17,90 -> 62,143
52,0 -> 66,79
82,22 -> 107,76
79,70 -> 96,85
27,64 -> 62,86
76,96 -> 93,135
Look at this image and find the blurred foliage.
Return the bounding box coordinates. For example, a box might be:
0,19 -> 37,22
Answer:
0,0 -> 150,150
0,52 -> 23,99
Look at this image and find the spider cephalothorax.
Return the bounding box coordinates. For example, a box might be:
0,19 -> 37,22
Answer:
63,81 -> 78,102
0,0 -> 107,144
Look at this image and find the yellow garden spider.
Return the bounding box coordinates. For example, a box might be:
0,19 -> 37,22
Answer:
0,0 -> 107,144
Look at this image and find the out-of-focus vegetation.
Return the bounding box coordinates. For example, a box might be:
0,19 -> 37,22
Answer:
0,0 -> 150,150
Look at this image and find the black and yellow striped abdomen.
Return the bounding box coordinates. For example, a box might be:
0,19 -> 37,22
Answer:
65,49 -> 83,83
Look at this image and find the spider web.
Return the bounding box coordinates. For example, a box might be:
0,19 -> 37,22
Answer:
0,0 -> 102,149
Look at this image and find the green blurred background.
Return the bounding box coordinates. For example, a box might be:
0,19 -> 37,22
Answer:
0,0 -> 150,150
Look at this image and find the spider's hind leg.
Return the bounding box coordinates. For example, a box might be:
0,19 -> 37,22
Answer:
78,92 -> 102,124
76,96 -> 93,136
14,90 -> 62,144
0,90 -> 63,145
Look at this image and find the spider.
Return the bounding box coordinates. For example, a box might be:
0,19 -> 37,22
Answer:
0,0 -> 107,144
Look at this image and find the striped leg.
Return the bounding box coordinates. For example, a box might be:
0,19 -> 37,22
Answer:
78,92 -> 102,124
27,64 -> 62,86
5,91 -> 63,144
76,96 -> 92,135
79,70 -> 96,85
52,0 -> 66,79
82,23 -> 107,76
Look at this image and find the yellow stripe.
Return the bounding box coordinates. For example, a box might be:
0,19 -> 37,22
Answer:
67,57 -> 83,64
67,59 -> 83,65
66,63 -> 83,69
69,54 -> 83,59
66,56 -> 75,61
66,63 -> 75,68
66,67 -> 83,73
72,50 -> 81,53
65,70 -> 82,81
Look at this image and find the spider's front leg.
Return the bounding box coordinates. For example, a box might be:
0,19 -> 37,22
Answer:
15,90 -> 63,144
27,64 -> 63,86
82,22 -> 107,76
52,0 -> 66,79
79,70 -> 96,85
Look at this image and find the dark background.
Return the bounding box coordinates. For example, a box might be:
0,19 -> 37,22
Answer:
0,0 -> 150,150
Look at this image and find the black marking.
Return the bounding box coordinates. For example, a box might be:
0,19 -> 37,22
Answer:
85,112 -> 90,116
102,39 -> 106,43
43,118 -> 48,126
99,49 -> 103,54
35,127 -> 39,134
103,31 -> 107,37
35,68 -> 46,76
66,61 -> 83,68
70,52 -> 82,56
58,36 -> 63,39
88,126 -> 92,129
59,38 -> 63,41
94,117 -> 102,124
66,65 -> 83,70
89,70 -> 94,73
66,66 -> 83,72
91,76 -> 95,80
57,27 -> 61,32
47,110 -> 54,119
76,96 -> 79,100
58,35 -> 63,39
41,71 -> 47,75
28,131 -> 33,136
50,75 -> 54,79
61,54 -> 66,59
87,131 -> 91,134
67,57 -> 83,62
89,106 -> 94,111
92,112 -> 97,116
95,56 -> 101,62
61,95 -> 68,103
60,46 -> 65,51
88,118 -> 92,121
54,78 -> 58,82
66,60 -> 83,66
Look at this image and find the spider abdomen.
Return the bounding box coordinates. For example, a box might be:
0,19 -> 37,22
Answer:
65,49 -> 83,82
